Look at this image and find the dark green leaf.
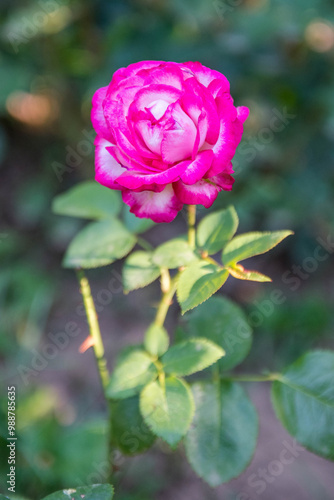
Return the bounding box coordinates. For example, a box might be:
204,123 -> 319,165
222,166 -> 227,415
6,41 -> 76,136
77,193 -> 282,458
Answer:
123,251 -> 160,292
222,230 -> 293,266
152,238 -> 197,269
42,484 -> 114,500
184,296 -> 252,371
185,381 -> 258,486
110,396 -> 155,455
107,350 -> 157,399
161,338 -> 224,376
197,206 -> 239,254
63,219 -> 136,269
144,324 -> 169,357
177,261 -> 229,314
271,350 -> 334,460
140,376 -> 194,447
52,181 -> 121,219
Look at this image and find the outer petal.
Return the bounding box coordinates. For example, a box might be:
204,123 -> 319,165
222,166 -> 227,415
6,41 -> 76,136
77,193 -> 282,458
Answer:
182,61 -> 230,91
237,106 -> 249,124
180,150 -> 214,185
91,87 -> 114,142
115,161 -> 187,190
173,179 -> 220,208
122,185 -> 183,223
95,137 -> 126,190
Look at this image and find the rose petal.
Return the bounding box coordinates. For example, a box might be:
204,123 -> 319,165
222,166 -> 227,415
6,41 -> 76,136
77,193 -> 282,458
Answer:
95,137 -> 126,190
91,87 -> 114,142
161,102 -> 198,163
173,179 -> 220,208
180,150 -> 214,185
122,185 -> 183,223
115,161 -> 187,190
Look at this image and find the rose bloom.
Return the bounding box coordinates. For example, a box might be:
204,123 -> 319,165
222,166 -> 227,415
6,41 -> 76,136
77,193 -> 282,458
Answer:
91,61 -> 248,223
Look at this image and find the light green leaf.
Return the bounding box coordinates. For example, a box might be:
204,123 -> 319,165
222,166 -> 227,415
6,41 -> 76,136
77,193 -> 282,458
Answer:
271,350 -> 334,460
123,251 -> 160,292
110,396 -> 155,455
124,206 -> 156,233
228,264 -> 272,282
161,338 -> 225,376
144,324 -> 169,357
63,219 -> 136,269
52,180 -> 121,219
41,484 -> 114,500
177,260 -> 229,314
107,350 -> 157,399
185,296 -> 252,371
185,381 -> 258,487
140,376 -> 195,447
152,238 -> 197,269
197,206 -> 239,254
223,230 -> 293,266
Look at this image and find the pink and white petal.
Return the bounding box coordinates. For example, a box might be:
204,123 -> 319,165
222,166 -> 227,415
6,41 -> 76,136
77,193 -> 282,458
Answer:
182,61 -> 230,90
142,63 -> 185,90
95,137 -> 127,190
109,145 -> 158,174
129,84 -> 182,120
173,179 -> 220,208
91,87 -> 114,142
135,120 -> 164,155
110,61 -> 164,87
116,161 -> 187,190
208,78 -> 231,98
210,172 -> 235,191
122,185 -> 183,223
181,150 -> 214,185
236,106 -> 249,124
206,115 -> 244,177
161,102 -> 198,163
183,77 -> 220,145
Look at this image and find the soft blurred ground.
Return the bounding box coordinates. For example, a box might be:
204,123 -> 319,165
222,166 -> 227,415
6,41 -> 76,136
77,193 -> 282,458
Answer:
1,0 -> 334,497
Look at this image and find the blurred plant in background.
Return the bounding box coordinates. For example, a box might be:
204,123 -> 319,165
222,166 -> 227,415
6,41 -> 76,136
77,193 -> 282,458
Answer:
0,0 -> 334,498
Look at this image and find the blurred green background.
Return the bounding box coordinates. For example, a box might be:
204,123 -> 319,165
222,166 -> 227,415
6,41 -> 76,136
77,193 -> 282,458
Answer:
1,0 -> 334,498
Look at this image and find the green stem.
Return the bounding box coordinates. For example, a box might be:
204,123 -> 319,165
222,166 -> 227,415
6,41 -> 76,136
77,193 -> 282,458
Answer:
154,274 -> 179,327
187,205 -> 196,249
76,269 -> 109,392
221,373 -> 281,383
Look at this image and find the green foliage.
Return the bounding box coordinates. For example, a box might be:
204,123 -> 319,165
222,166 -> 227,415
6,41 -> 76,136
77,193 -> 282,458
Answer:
52,181 -> 121,219
42,484 -> 114,500
161,338 -> 225,376
107,350 -> 157,399
183,296 -> 252,371
140,377 -> 195,447
271,350 -> 334,460
123,251 -> 160,292
223,231 -> 293,267
63,219 -> 136,269
110,396 -> 155,455
152,238 -> 197,269
185,381 -> 258,487
123,206 -> 156,234
197,206 -> 239,254
144,324 -> 169,357
177,261 -> 229,314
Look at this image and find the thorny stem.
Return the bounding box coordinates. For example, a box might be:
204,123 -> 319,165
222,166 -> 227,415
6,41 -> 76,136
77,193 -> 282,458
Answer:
76,269 -> 109,392
187,204 -> 196,249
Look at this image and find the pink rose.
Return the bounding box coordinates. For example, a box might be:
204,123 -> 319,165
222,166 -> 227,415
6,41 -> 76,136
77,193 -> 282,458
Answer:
91,60 -> 248,223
